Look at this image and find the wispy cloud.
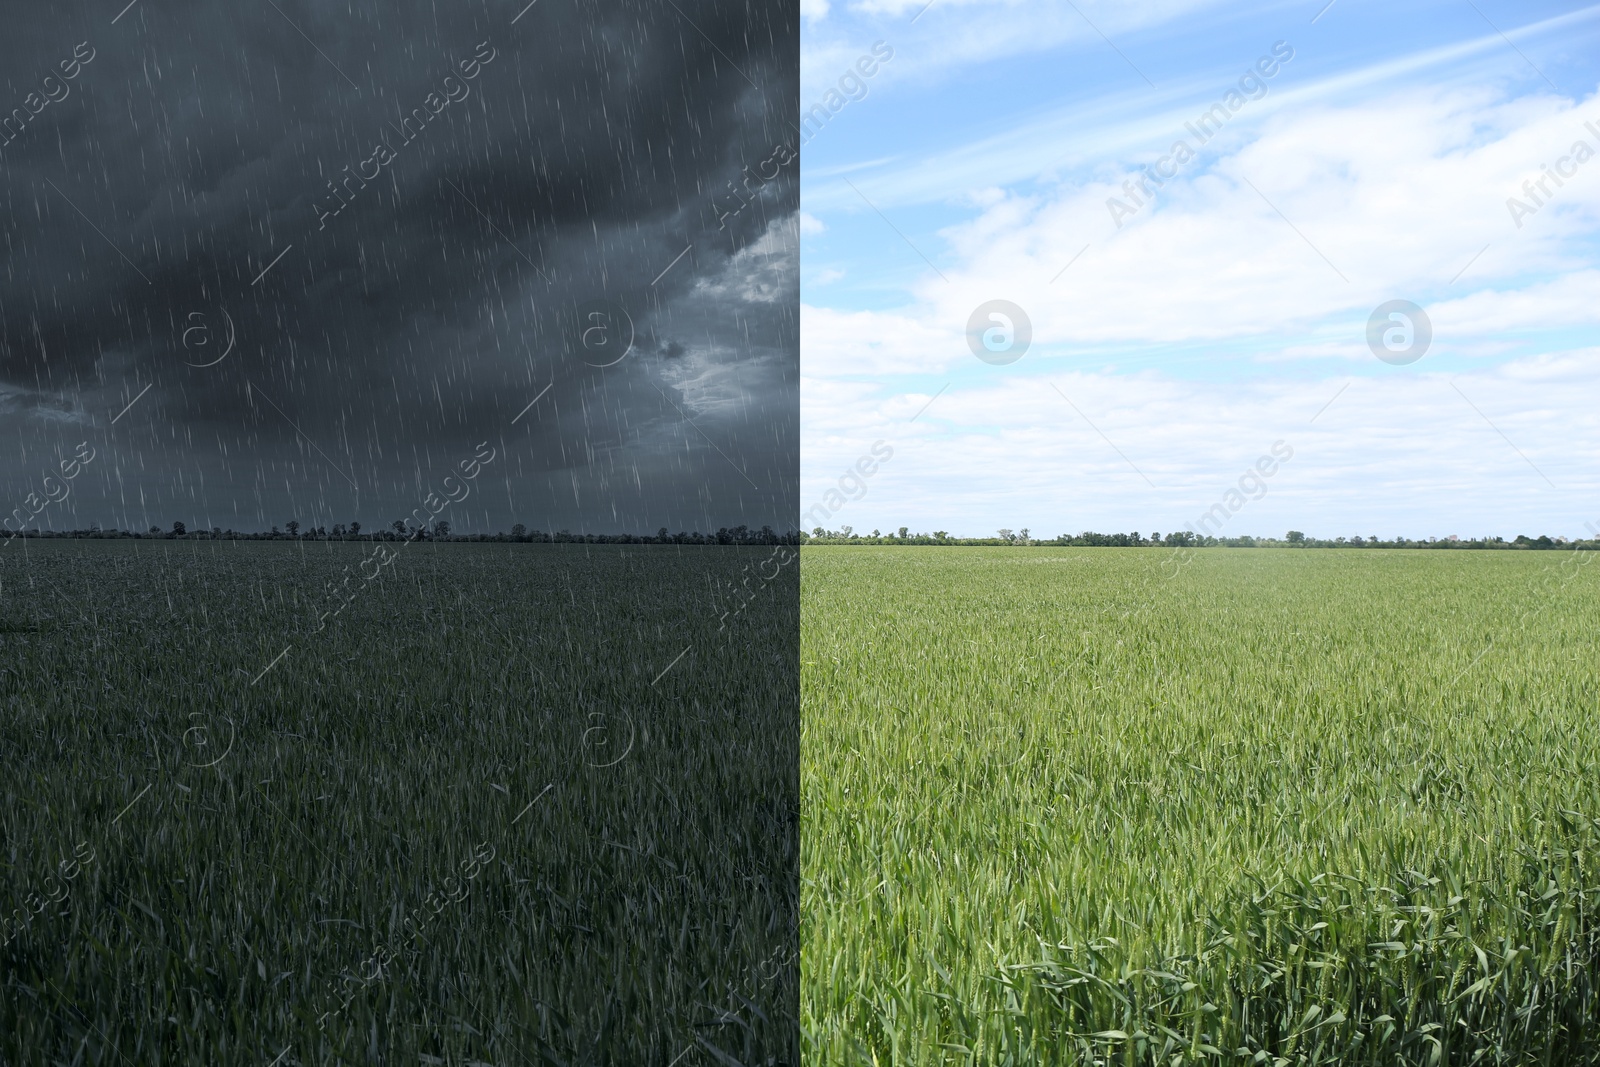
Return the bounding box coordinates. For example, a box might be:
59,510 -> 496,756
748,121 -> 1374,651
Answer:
801,1 -> 1600,535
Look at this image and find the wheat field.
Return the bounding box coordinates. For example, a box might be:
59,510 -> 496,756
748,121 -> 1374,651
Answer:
803,546 -> 1600,1064
0,540 -> 797,1064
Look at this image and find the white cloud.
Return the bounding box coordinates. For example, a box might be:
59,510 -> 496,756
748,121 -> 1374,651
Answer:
801,6 -> 1600,536
803,156 -> 902,180
801,354 -> 1600,538
692,215 -> 797,305
799,211 -> 827,234
800,0 -> 1236,97
848,85 -> 1600,355
802,304 -> 964,376
802,6 -> 1600,213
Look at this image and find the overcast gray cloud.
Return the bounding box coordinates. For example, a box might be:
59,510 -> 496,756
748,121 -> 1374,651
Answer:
0,0 -> 797,535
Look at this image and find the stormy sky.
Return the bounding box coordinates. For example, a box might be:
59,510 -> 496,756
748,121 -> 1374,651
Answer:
0,0 -> 797,535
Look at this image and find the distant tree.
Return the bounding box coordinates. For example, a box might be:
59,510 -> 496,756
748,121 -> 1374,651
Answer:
392,520 -> 407,539
434,520 -> 450,538
512,523 -> 527,540
149,526 -> 161,535
812,527 -> 825,537
871,529 -> 880,538
271,525 -> 281,536
286,520 -> 300,538
897,526 -> 908,539
211,527 -> 221,539
171,521 -> 186,537
332,524 -> 346,538
840,526 -> 853,539
997,528 -> 1013,542
1019,528 -> 1030,543
349,521 -> 360,538
933,531 -> 948,541
657,526 -> 668,542
1286,530 -> 1306,543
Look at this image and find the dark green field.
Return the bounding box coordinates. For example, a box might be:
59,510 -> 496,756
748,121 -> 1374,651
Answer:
0,540 -> 797,1065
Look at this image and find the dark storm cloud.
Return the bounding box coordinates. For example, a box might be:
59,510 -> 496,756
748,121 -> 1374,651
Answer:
0,0 -> 797,534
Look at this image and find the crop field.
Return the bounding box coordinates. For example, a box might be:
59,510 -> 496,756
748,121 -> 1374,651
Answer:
803,547 -> 1600,1065
0,540 -> 797,1065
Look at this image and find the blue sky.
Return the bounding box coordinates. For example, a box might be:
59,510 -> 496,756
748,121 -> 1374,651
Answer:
799,0 -> 1600,540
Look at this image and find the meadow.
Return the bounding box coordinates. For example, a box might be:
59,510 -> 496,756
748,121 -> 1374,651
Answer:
802,546 -> 1600,1065
0,540 -> 797,1065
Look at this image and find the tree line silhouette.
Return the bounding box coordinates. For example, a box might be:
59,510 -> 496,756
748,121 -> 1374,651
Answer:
6,523 -> 1591,551
2,522 -> 802,545
802,527 -> 1599,550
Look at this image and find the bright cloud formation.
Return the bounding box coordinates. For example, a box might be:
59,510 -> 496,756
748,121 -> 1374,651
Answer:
800,2 -> 1600,538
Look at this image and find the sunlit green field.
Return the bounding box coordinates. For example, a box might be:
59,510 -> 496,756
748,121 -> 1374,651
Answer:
803,547 -> 1600,1065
